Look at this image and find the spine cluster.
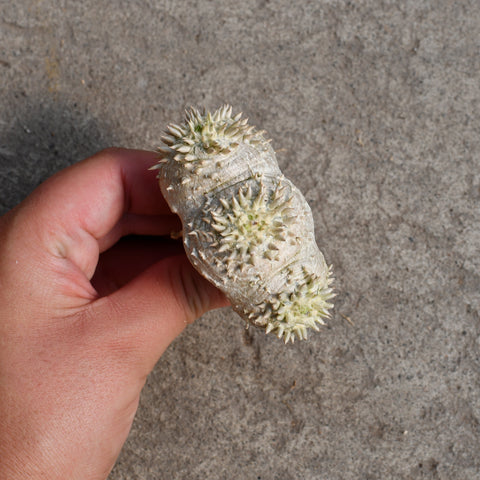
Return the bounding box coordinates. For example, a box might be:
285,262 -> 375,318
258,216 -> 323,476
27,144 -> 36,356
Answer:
155,106 -> 333,343
158,105 -> 264,163
208,181 -> 295,266
252,266 -> 334,343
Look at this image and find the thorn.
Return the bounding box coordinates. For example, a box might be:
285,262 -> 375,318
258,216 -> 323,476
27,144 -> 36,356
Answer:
167,124 -> 184,137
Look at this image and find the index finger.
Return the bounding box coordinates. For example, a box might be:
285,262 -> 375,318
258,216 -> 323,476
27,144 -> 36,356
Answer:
33,147 -> 171,234
11,148 -> 174,280
81,147 -> 171,217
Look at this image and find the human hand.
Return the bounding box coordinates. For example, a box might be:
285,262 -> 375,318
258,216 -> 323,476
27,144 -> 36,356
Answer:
0,148 -> 228,479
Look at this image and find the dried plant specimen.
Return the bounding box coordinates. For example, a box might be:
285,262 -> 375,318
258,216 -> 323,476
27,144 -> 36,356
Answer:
153,106 -> 334,343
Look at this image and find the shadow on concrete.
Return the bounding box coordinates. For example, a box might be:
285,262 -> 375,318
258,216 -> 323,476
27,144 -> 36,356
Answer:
0,96 -> 114,214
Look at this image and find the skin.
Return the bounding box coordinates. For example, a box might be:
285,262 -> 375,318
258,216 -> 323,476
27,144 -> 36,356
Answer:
0,148 -> 228,479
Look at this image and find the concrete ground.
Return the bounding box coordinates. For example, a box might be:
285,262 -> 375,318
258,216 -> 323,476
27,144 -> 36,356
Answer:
1,1 -> 479,478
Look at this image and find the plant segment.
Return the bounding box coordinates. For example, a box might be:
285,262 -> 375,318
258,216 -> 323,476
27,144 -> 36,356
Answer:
155,106 -> 334,343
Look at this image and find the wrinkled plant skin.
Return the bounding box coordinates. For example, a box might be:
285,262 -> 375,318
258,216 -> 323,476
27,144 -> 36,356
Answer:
153,106 -> 334,343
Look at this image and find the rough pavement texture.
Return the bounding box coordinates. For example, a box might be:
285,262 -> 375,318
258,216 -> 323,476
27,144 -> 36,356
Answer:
1,1 -> 479,479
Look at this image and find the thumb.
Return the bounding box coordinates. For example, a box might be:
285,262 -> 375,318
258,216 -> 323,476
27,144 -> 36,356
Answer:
90,254 -> 229,372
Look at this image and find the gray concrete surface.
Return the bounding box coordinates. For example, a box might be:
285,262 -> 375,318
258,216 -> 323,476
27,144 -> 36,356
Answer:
1,1 -> 479,478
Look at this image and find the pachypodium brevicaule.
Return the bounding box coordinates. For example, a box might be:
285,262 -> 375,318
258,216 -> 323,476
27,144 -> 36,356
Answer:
153,105 -> 334,343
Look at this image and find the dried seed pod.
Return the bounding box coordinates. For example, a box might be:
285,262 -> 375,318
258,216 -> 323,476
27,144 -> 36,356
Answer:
153,105 -> 334,343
